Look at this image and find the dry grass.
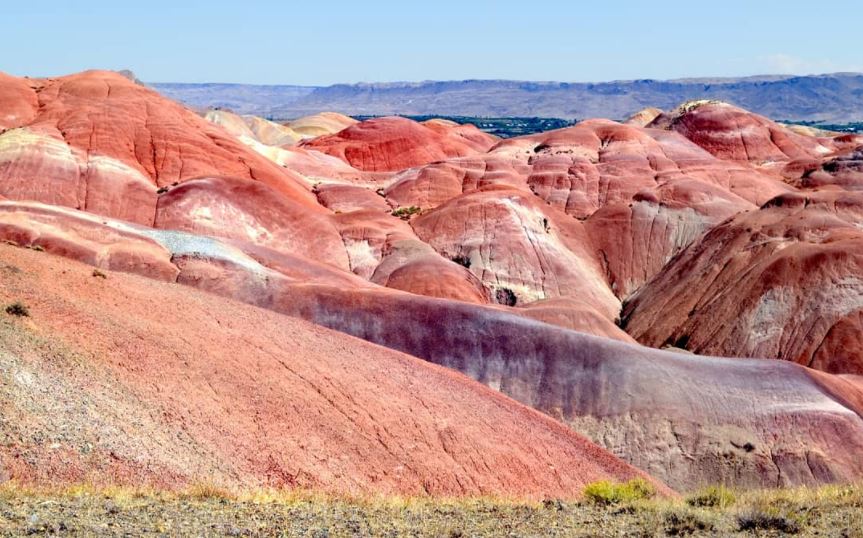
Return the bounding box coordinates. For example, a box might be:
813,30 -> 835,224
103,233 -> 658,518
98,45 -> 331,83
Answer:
1,481 -> 862,536
686,485 -> 736,508
583,478 -> 656,505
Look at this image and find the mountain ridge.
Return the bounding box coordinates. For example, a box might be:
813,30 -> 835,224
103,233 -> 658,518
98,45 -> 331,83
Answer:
152,72 -> 863,122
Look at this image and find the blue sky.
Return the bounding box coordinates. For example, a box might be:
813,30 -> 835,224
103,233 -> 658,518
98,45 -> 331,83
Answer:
5,1 -> 861,85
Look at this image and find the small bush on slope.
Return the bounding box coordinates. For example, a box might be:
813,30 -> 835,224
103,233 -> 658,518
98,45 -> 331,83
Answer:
662,506 -> 717,535
686,485 -> 736,508
737,509 -> 801,533
5,302 -> 30,317
494,287 -> 518,306
391,206 -> 422,220
583,479 -> 655,505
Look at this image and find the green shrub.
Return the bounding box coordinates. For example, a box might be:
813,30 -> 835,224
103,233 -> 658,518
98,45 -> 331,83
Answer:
686,485 -> 735,508
391,206 -> 422,220
5,302 -> 30,317
583,479 -> 656,505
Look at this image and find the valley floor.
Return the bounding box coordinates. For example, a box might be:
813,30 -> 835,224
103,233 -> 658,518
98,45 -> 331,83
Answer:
1,484 -> 862,537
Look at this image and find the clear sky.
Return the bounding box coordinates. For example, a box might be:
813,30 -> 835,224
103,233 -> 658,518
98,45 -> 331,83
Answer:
5,0 -> 861,85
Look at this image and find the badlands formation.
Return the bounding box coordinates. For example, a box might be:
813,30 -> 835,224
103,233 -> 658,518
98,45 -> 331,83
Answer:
1,69 -> 863,495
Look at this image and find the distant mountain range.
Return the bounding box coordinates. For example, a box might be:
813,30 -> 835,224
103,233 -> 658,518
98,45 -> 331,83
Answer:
152,73 -> 863,123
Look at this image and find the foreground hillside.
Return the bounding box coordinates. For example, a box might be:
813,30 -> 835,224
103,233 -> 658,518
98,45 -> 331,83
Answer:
0,243 -> 656,497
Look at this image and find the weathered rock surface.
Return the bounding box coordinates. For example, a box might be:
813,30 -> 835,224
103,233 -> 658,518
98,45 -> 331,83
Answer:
285,112 -> 357,138
788,147 -> 863,190
204,109 -> 304,146
302,116 -> 498,172
0,70 -> 317,226
623,190 -> 863,375
255,278 -> 863,491
385,154 -> 530,210
585,179 -> 755,298
650,100 -> 835,163
1,201 -> 862,491
154,176 -> 350,271
411,187 -> 620,316
624,107 -> 664,127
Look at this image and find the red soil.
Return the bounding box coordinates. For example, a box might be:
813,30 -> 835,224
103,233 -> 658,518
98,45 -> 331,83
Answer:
0,243 -> 661,498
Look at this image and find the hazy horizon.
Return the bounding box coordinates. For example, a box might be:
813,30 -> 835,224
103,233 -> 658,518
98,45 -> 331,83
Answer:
5,0 -> 861,85
148,71 -> 863,87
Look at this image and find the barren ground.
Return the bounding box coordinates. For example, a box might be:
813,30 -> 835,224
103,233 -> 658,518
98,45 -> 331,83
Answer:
1,484 -> 862,537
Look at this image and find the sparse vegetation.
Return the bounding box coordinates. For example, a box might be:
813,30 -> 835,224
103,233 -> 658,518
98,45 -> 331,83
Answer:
783,119 -> 863,134
737,508 -> 801,533
451,255 -> 471,269
583,479 -> 656,505
0,481 -> 861,536
5,301 -> 30,317
662,506 -> 716,535
178,482 -> 235,501
391,205 -> 422,220
494,287 -> 518,306
686,485 -> 735,508
28,244 -> 45,252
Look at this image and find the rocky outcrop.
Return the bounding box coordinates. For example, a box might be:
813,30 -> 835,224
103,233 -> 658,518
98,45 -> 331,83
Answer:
650,101 -> 835,163
301,116 -> 498,172
0,70 -> 317,226
285,112 -> 357,138
411,187 -> 620,316
623,191 -> 863,375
